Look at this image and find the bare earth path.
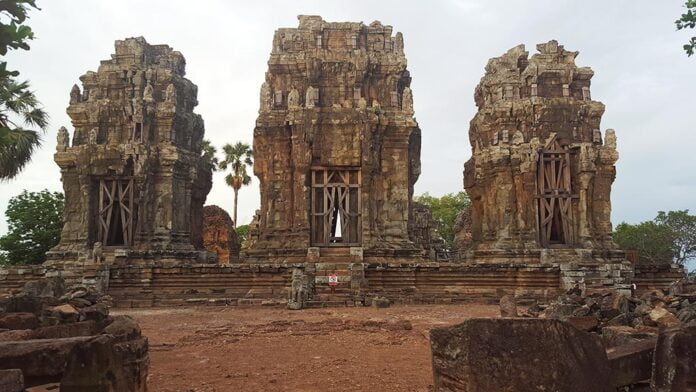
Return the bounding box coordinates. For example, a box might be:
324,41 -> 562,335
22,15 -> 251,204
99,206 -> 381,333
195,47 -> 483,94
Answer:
115,304 -> 499,392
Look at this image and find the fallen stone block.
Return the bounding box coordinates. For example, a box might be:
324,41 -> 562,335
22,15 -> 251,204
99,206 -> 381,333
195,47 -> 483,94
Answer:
651,326 -> 696,391
567,316 -> 599,332
60,334 -> 149,392
601,325 -> 657,349
648,307 -> 682,329
430,318 -> 612,392
0,369 -> 24,392
607,338 -> 657,388
0,336 -> 92,384
0,312 -> 39,330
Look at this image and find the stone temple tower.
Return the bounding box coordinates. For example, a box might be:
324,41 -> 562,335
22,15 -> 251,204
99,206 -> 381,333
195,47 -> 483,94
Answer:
245,15 -> 425,263
49,37 -> 212,265
463,41 -> 631,286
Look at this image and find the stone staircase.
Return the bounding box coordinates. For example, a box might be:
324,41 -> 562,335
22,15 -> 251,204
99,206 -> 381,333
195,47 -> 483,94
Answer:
306,248 -> 362,307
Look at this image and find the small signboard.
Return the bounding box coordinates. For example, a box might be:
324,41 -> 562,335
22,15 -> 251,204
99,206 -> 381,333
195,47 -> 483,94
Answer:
328,273 -> 338,286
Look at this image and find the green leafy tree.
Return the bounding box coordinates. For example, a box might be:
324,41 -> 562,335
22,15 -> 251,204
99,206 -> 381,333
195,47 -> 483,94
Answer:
201,139 -> 218,168
235,224 -> 249,248
0,189 -> 64,264
614,221 -> 676,264
218,142 -> 253,228
655,210 -> 696,264
0,0 -> 40,78
676,0 -> 696,56
414,191 -> 470,247
0,0 -> 47,180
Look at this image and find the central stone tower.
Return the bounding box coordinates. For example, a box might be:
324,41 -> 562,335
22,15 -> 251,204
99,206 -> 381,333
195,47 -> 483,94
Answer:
245,15 -> 424,263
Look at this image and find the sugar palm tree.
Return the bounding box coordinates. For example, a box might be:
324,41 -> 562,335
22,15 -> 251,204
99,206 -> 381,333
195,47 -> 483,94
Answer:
0,78 -> 48,180
219,142 -> 253,227
201,139 -> 218,169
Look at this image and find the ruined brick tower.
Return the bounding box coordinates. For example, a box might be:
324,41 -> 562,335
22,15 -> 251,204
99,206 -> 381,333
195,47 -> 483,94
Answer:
464,41 -> 631,286
49,37 -> 212,264
245,16 -> 424,262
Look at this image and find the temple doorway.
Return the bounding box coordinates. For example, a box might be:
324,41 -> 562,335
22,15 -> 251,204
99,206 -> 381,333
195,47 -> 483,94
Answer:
537,139 -> 575,247
310,168 -> 361,246
95,178 -> 136,247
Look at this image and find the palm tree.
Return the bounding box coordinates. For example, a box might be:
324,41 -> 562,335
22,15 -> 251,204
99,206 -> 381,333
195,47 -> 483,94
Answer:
0,78 -> 48,180
201,139 -> 218,169
219,142 -> 253,227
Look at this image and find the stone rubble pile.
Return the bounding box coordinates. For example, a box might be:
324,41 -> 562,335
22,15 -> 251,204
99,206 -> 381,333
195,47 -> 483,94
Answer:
525,285 -> 696,338
430,286 -> 696,391
0,277 -> 148,391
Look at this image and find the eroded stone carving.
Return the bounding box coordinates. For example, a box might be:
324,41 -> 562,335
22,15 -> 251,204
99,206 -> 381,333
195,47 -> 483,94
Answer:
56,127 -> 69,152
288,268 -> 313,310
287,87 -> 300,109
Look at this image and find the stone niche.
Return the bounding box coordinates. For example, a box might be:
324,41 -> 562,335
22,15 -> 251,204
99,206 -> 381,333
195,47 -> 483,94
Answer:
49,37 -> 212,265
245,15 -> 428,262
462,41 -> 631,286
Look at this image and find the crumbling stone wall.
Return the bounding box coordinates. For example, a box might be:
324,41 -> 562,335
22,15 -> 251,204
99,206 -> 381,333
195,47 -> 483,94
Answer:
464,40 -> 619,252
246,15 -> 423,260
50,37 -> 211,263
203,205 -> 240,263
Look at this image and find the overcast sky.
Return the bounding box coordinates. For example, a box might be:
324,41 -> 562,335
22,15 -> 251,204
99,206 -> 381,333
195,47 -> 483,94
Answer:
1,1 -> 694,239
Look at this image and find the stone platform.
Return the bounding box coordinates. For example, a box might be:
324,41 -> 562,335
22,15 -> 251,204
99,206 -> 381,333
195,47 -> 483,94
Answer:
0,256 -> 657,308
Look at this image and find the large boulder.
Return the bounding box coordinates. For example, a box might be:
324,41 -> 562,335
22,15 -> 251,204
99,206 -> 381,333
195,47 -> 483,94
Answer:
651,326 -> 696,391
430,318 -> 613,392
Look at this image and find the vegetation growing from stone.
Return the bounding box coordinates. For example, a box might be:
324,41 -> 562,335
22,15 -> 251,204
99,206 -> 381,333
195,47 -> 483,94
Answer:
0,189 -> 63,264
0,0 -> 48,180
414,192 -> 470,247
219,141 -> 253,227
614,210 -> 696,265
676,0 -> 696,56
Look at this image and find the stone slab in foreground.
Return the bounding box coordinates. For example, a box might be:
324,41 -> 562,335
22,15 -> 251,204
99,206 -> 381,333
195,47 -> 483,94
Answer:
430,318 -> 612,392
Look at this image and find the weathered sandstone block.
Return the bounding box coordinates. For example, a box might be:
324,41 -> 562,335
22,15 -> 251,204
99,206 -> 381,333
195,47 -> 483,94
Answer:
430,318 -> 612,391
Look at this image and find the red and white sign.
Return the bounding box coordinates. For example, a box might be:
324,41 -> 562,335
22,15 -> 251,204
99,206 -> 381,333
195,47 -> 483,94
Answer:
328,273 -> 338,286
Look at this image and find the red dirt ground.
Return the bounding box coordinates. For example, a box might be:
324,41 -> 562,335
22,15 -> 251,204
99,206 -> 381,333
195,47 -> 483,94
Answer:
116,304 -> 500,392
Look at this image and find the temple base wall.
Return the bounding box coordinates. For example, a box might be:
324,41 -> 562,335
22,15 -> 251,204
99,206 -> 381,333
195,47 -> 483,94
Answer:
1,255 -> 679,308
